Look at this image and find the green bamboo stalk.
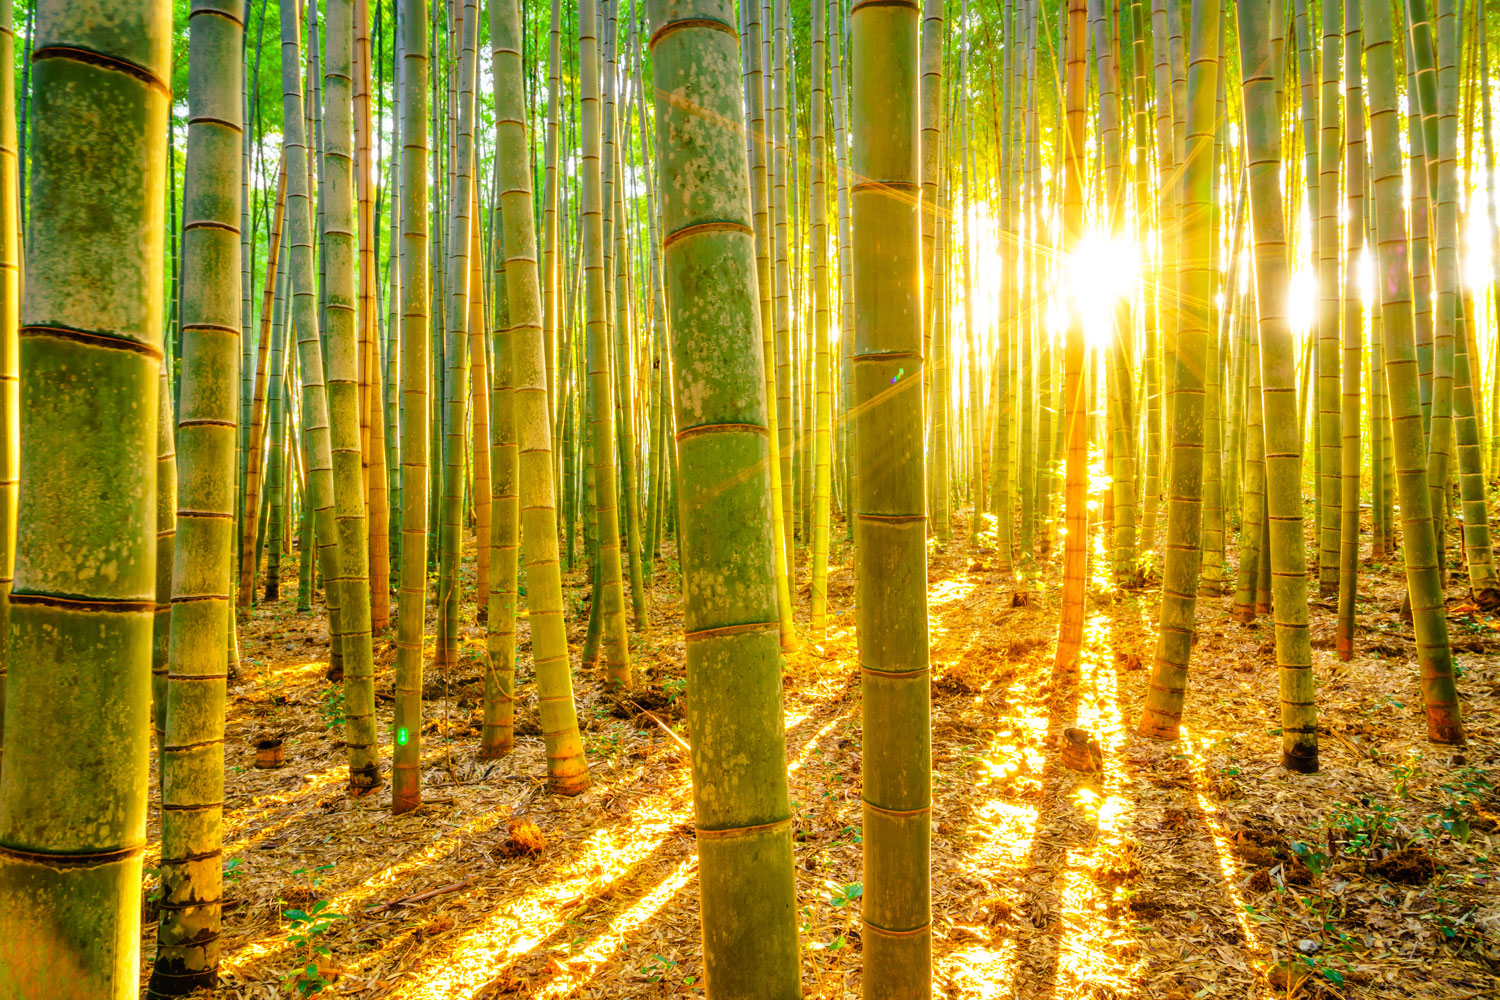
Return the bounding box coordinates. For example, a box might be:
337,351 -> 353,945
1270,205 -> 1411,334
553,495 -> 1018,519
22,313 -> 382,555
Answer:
384,10 -> 403,592
1144,0 -> 1177,562
0,0 -> 18,774
1436,0 -> 1498,603
323,0 -> 380,794
810,0 -> 832,635
1361,0 -> 1465,744
264,251 -> 291,602
1232,292 -> 1267,623
392,0 -> 430,815
1404,9 -> 1438,447
648,1 -> 802,990
148,5 -> 244,992
833,0 -> 855,549
437,0 -> 477,674
581,0 -> 632,688
0,2 -> 170,992
1060,11 -> 1090,646
481,197 -> 517,759
1337,0 -> 1366,657
1236,0 -> 1321,770
1421,0 -> 1459,593
919,0 -> 942,524
152,352 -> 177,750
849,0 -> 932,993
773,0 -> 794,566
1137,0 -> 1217,739
1089,0 -> 1137,584
1015,0 -> 1037,561
742,0 -> 796,647
1313,0 -> 1343,595
492,0 -> 590,791
603,2 -> 647,629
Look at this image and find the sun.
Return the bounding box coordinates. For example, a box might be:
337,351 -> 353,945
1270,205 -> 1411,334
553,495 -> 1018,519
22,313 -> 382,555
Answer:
1067,227 -> 1140,350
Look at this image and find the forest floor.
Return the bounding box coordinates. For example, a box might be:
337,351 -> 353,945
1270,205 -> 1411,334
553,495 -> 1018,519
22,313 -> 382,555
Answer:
139,502 -> 1500,1000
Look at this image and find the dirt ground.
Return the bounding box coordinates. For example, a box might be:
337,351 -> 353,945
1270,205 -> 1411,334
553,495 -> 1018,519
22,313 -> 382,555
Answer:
138,506 -> 1500,999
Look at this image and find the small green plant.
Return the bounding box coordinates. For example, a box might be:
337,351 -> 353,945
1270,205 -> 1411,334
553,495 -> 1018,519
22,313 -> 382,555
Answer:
1327,800 -> 1401,858
1289,840 -> 1330,878
663,676 -> 686,705
223,857 -> 244,883
1428,766 -> 1494,844
320,687 -> 345,730
1294,951 -> 1348,989
639,952 -> 687,984
283,899 -> 347,996
828,882 -> 863,908
1391,760 -> 1419,799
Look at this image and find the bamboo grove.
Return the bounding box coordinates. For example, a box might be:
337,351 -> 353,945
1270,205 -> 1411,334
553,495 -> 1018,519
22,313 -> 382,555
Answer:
0,0 -> 1497,997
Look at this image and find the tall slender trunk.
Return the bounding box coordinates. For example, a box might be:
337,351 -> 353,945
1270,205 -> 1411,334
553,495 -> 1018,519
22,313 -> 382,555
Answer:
1337,0 -> 1366,657
1236,0 -> 1321,770
581,0 -> 632,688
742,0 -> 796,647
149,3 -> 244,992
1055,0 -> 1089,670
1137,0 -> 1218,738
1314,0 -> 1342,594
492,0 -> 590,790
1361,0 -> 1465,744
810,0 -> 832,635
392,0 -> 430,815
850,0 -> 932,993
324,0 -> 381,794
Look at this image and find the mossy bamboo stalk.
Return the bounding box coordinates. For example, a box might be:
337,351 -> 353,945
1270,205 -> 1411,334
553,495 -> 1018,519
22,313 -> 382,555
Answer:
0,2 -> 170,992
148,4 -> 243,992
648,1 -> 802,989
483,219 -> 516,759
324,0 -> 381,794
